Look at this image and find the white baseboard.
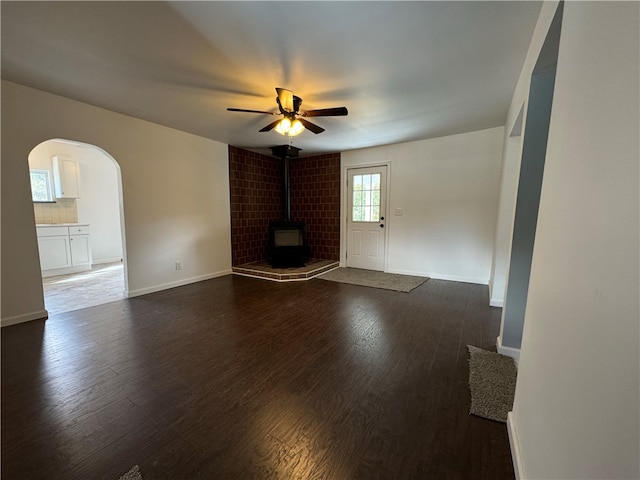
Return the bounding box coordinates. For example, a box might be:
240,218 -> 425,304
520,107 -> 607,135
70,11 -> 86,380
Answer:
384,267 -> 429,277
126,269 -> 232,298
429,273 -> 488,285
497,335 -> 520,365
385,268 -> 488,285
92,257 -> 123,265
1,309 -> 48,327
490,298 -> 504,307
507,411 -> 525,480
42,264 -> 91,278
488,281 -> 504,307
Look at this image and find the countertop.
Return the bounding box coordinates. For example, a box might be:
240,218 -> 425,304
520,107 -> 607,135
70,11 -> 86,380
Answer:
36,223 -> 89,227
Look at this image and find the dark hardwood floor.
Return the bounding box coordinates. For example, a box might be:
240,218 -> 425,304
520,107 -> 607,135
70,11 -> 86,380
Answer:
1,274 -> 514,480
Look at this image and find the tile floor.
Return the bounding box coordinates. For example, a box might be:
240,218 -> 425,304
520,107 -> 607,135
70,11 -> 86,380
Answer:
43,262 -> 125,316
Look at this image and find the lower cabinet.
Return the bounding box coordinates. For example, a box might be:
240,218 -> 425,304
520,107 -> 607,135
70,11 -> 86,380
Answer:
70,234 -> 91,266
37,235 -> 72,270
36,224 -> 92,277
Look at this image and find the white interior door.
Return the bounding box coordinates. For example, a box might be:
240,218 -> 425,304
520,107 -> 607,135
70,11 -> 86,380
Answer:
347,166 -> 387,271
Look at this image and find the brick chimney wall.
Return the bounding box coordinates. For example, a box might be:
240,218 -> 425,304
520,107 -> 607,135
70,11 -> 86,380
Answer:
229,146 -> 341,266
228,146 -> 282,266
290,153 -> 341,261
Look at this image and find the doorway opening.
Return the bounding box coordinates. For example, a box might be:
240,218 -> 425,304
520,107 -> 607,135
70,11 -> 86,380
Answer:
29,139 -> 128,315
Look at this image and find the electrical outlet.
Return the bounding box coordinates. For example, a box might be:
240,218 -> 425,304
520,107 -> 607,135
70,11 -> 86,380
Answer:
175,261 -> 182,270
395,208 -> 403,216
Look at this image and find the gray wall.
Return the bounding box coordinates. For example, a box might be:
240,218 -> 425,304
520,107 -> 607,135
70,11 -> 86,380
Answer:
501,4 -> 563,349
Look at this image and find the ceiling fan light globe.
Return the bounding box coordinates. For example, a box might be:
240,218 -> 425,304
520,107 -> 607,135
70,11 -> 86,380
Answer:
288,119 -> 305,136
275,117 -> 292,135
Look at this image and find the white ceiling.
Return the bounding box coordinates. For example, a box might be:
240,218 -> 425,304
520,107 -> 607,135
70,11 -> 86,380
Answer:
1,1 -> 541,156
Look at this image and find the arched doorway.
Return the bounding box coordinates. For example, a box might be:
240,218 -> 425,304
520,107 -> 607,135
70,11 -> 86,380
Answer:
28,139 -> 128,315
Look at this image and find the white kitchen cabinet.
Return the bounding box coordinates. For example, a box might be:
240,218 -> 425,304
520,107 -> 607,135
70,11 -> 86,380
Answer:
52,156 -> 81,198
36,224 -> 92,277
37,236 -> 72,270
70,235 -> 91,266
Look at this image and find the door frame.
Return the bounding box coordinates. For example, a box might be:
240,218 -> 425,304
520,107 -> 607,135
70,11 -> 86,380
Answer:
340,161 -> 391,270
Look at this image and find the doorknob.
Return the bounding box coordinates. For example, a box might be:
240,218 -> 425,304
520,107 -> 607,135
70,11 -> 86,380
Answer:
379,224 -> 384,228
380,216 -> 385,220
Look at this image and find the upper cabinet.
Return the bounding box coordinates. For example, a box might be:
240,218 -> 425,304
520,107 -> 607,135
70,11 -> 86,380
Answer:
52,156 -> 81,198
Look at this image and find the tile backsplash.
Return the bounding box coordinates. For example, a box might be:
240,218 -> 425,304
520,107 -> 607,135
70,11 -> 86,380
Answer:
34,199 -> 78,224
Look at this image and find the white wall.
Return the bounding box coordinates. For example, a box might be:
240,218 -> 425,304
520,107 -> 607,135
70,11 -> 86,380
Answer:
509,2 -> 639,479
29,140 -> 124,264
74,146 -> 123,264
1,81 -> 232,326
342,127 -> 504,285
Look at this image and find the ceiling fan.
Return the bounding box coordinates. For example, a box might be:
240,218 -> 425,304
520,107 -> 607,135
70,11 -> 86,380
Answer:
227,88 -> 348,136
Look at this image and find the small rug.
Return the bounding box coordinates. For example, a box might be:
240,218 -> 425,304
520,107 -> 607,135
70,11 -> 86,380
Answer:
118,465 -> 143,480
318,267 -> 428,292
467,345 -> 517,423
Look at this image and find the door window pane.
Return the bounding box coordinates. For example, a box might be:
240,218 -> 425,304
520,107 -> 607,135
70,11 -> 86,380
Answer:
352,173 -> 381,222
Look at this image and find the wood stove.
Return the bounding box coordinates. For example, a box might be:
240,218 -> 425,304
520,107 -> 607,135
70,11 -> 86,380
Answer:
267,220 -> 310,267
267,145 -> 310,267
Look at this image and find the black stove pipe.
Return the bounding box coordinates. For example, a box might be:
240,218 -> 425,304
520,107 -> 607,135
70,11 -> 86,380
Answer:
270,145 -> 301,222
283,156 -> 291,221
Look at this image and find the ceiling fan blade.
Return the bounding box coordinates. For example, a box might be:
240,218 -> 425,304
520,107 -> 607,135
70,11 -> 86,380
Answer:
259,119 -> 283,132
276,88 -> 294,112
302,107 -> 348,117
293,95 -> 302,114
298,117 -> 325,134
227,108 -> 277,115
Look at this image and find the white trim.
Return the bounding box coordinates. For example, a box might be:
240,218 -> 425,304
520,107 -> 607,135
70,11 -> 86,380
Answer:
125,270 -> 232,298
386,268 -> 488,285
507,411 -> 525,480
1,309 -> 48,327
41,264 -> 92,278
497,335 -> 521,365
488,274 -> 504,306
91,257 -> 123,265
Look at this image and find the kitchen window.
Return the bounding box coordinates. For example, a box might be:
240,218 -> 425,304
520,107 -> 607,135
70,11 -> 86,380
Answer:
30,169 -> 54,202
